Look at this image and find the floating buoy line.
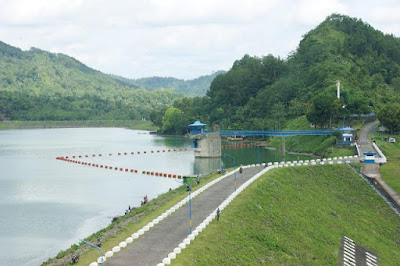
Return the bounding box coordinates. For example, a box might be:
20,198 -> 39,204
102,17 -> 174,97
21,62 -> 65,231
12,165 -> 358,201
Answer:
56,148 -> 190,179
58,148 -> 190,160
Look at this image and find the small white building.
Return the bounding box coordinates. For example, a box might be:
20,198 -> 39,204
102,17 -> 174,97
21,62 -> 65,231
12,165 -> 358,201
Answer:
342,133 -> 353,143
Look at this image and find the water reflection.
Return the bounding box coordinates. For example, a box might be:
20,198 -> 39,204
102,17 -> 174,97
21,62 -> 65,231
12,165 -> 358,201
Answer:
193,157 -> 222,176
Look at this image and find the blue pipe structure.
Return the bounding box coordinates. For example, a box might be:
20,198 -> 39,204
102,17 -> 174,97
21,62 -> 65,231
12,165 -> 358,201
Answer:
79,239 -> 104,266
219,129 -> 335,137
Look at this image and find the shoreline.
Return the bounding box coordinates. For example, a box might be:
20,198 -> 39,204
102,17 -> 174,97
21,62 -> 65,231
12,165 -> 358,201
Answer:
0,120 -> 158,131
42,170 -> 224,266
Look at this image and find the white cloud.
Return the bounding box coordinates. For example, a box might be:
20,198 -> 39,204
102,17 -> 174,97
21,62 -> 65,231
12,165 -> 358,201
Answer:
0,0 -> 83,25
0,0 -> 398,79
293,0 -> 348,25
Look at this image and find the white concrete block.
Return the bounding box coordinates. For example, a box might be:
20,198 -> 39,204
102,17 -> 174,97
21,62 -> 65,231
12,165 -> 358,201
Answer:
174,247 -> 181,254
112,246 -> 121,253
162,257 -> 171,265
97,256 -> 106,263
105,251 -> 113,258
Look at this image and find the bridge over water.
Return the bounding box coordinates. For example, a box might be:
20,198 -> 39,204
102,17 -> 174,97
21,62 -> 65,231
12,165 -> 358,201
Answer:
218,129 -> 335,137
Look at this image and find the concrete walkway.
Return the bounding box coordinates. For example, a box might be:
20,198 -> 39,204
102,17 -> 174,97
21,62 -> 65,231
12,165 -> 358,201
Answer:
357,121 -> 382,178
357,121 -> 381,157
107,166 -> 264,266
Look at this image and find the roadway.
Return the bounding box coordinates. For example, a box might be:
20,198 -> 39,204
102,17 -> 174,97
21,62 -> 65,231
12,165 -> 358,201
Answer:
107,166 -> 264,266
357,121 -> 381,157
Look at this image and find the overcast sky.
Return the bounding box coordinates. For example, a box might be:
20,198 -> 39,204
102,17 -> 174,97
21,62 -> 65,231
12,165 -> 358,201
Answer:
0,0 -> 399,79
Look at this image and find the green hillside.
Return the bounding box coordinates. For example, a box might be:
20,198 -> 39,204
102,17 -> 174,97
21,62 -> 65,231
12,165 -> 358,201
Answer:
175,166 -> 400,265
0,42 -> 222,121
0,42 -> 183,121
132,71 -> 225,96
156,14 -> 400,133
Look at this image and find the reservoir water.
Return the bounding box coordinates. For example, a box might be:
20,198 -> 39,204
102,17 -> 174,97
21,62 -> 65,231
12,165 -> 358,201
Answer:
0,128 -> 310,265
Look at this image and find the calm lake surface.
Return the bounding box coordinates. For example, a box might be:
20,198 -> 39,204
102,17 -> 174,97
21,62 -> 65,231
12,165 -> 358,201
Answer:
0,128 -> 310,265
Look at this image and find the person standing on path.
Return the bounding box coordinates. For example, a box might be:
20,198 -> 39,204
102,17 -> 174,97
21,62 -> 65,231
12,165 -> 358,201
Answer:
217,208 -> 220,221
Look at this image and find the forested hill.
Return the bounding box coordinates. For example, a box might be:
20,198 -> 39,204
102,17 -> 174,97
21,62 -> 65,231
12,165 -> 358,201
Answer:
0,41 -> 220,120
133,71 -> 225,96
110,71 -> 225,97
158,14 -> 400,134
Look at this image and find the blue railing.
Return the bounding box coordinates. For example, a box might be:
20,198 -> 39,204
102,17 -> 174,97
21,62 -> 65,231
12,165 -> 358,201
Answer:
218,130 -> 335,137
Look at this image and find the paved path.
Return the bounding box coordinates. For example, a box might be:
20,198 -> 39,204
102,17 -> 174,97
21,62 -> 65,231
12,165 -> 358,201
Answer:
357,121 -> 382,178
107,166 -> 264,266
357,121 -> 381,157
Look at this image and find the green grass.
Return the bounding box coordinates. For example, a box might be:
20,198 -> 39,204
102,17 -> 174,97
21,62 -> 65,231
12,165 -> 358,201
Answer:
268,116 -> 355,158
375,134 -> 400,194
42,170 -> 230,266
175,166 -> 400,265
0,120 -> 158,131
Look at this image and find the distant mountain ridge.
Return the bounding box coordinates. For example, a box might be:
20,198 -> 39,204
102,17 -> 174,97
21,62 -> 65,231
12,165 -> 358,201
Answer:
133,71 -> 226,96
0,41 -> 223,120
109,71 -> 225,97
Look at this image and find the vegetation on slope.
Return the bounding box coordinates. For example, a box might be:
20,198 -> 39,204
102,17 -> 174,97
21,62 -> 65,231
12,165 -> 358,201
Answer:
0,42 -> 221,122
375,133 -> 400,194
132,71 -> 225,97
175,166 -> 400,265
0,42 -> 182,121
153,14 -> 400,134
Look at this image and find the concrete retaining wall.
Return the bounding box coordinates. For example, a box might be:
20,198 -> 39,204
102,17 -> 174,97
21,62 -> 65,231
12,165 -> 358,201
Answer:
372,143 -> 387,164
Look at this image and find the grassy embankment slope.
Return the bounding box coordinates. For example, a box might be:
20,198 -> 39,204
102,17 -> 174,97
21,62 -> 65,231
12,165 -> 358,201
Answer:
175,165 -> 400,265
267,116 -> 355,158
0,120 -> 158,131
42,171 -> 228,266
375,134 -> 400,194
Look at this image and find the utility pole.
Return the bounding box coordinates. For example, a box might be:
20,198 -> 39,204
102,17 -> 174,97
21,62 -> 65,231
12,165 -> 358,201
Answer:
336,80 -> 341,99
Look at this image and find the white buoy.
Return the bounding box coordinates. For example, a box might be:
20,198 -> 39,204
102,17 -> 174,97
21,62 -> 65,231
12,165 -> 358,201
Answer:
179,243 -> 186,249
112,246 -> 121,253
143,225 -> 150,231
119,241 -> 127,248
132,233 -> 139,239
183,238 -> 190,245
126,237 -> 133,243
89,262 -> 98,266
138,229 -> 145,235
